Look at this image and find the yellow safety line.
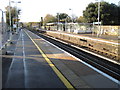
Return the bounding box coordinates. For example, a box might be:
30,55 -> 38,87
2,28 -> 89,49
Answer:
24,30 -> 75,89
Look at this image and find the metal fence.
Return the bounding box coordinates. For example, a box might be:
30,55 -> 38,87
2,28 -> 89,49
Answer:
44,23 -> 93,34
44,22 -> 119,36
0,11 -> 9,54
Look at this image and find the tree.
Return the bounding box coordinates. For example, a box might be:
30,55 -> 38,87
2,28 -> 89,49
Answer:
43,14 -> 57,24
56,13 -> 69,23
109,3 -> 119,25
83,2 -> 97,23
76,16 -> 86,23
5,6 -> 21,27
118,6 -> 120,24
83,1 -> 119,25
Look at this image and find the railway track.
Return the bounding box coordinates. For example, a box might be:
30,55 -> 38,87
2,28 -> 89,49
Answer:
29,29 -> 120,81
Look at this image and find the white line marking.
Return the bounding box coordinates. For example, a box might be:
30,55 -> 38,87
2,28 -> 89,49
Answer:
26,30 -> 120,84
22,30 -> 27,88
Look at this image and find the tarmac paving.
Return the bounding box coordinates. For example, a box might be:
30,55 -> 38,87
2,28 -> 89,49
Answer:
26,29 -> 119,88
2,31 -> 20,88
2,29 -> 67,89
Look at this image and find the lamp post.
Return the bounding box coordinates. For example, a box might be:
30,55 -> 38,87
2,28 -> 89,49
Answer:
8,0 -> 13,43
98,1 -> 100,26
11,1 -> 21,34
69,8 -> 73,23
95,0 -> 101,37
98,1 -> 101,36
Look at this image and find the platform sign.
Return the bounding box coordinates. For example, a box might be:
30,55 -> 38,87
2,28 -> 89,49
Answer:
93,22 -> 101,25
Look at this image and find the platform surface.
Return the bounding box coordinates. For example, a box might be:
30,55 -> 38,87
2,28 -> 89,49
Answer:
2,29 -> 120,89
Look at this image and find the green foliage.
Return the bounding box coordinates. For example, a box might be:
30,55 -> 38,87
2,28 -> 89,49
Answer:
5,6 -> 21,27
43,13 -> 70,24
56,13 -> 69,23
76,16 -> 86,23
83,3 -> 97,23
118,6 -> 120,24
43,14 -> 57,24
83,1 -> 119,25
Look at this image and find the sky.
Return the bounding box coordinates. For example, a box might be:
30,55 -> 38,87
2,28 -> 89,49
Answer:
0,0 -> 120,22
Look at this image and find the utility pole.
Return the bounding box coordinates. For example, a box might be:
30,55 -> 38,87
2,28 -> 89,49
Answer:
9,0 -> 12,43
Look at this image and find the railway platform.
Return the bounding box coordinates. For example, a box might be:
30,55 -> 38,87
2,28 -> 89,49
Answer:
42,29 -> 119,43
54,30 -> 119,43
78,33 -> 119,43
2,29 -> 120,89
